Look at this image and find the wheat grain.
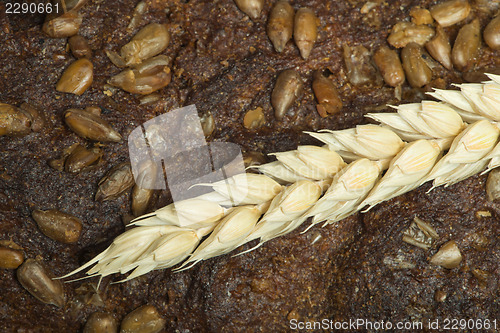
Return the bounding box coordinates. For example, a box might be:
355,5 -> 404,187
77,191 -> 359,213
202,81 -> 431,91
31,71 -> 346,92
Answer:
63,75 -> 500,282
306,124 -> 404,164
359,139 -> 441,210
176,205 -> 265,271
367,101 -> 465,146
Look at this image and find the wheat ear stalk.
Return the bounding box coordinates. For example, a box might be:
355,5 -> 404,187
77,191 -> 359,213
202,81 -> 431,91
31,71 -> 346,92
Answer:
62,74 -> 500,282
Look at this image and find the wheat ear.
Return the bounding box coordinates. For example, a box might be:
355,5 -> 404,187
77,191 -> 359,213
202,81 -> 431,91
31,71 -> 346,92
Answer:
62,75 -> 500,282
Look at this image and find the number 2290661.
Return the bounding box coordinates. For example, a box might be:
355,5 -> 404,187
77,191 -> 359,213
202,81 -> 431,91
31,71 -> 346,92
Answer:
5,2 -> 59,14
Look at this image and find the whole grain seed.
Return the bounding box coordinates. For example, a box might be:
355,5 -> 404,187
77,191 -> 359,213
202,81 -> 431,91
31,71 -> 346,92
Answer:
0,103 -> 31,136
83,312 -> 118,333
425,25 -> 452,70
486,168 -> 500,202
19,103 -> 45,132
243,107 -> 265,129
106,50 -> 127,67
32,209 -> 83,244
127,1 -> 147,32
42,11 -> 82,38
451,19 -> 480,72
95,162 -> 135,201
131,186 -> 155,217
68,35 -> 92,58
294,8 -> 318,59
373,46 -> 405,87
0,246 -> 24,269
267,1 -> 294,53
48,143 -> 80,171
120,23 -> 170,66
139,93 -> 161,105
430,240 -> 462,269
430,0 -> 471,27
56,58 -> 93,95
402,217 -> 438,249
64,144 -> 103,173
271,69 -> 303,120
108,56 -> 171,95
484,15 -> 500,50
64,107 -> 122,142
234,0 -> 264,21
312,71 -> 342,117
120,305 -> 166,333
435,290 -> 447,302
200,111 -> 215,136
401,42 -> 432,88
343,44 -> 380,86
131,160 -> 157,216
387,22 -> 435,48
16,259 -> 65,307
410,7 -> 433,25
48,158 -> 65,171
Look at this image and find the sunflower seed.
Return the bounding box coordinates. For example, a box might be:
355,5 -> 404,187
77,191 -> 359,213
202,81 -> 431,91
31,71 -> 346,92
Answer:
452,18 -> 480,72
484,15 -> 500,50
486,168 -> 500,202
312,71 -> 342,116
68,35 -> 92,58
234,0 -> 264,20
425,25 -> 452,70
401,42 -> 432,88
131,160 -> 157,216
294,8 -> 318,59
0,103 -> 31,136
430,240 -> 462,269
267,1 -> 294,53
410,7 -> 433,25
120,305 -> 165,333
271,69 -> 303,120
56,58 -> 93,95
108,55 -> 171,95
42,11 -> 82,38
243,107 -> 265,129
0,243 -> 24,269
120,23 -> 170,66
373,46 -> 405,87
17,259 -> 65,307
95,162 -> 135,201
32,209 -> 83,244
131,186 -> 155,217
200,110 -> 215,136
64,107 -> 122,142
127,1 -> 147,32
430,0 -> 471,27
83,312 -> 118,333
64,144 -> 103,173
387,22 -> 435,48
19,102 -> 45,132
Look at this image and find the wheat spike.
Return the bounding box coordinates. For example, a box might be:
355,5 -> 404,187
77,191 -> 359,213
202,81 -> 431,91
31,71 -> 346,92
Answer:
62,75 -> 500,282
